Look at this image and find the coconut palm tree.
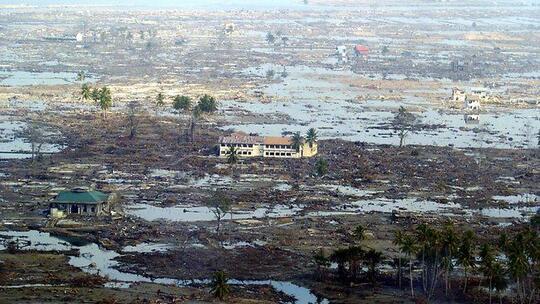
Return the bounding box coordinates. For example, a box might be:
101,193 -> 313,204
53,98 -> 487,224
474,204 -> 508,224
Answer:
479,243 -> 496,304
98,87 -> 112,116
306,128 -> 318,148
330,248 -> 349,281
440,222 -> 458,295
210,270 -> 230,300
457,230 -> 476,293
393,230 -> 404,289
365,249 -> 383,287
399,233 -> 417,297
313,249 -> 330,281
491,262 -> 508,304
156,92 -> 165,107
353,224 -> 366,242
227,146 -> 238,164
81,83 -> 91,101
173,95 -> 192,112
291,131 -> 304,153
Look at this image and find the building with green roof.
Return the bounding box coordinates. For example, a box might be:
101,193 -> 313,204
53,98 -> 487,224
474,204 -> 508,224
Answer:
50,187 -> 110,216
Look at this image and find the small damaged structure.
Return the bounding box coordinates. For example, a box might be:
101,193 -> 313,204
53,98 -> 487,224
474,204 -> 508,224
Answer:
49,187 -> 110,217
451,88 -> 466,103
219,133 -> 317,158
336,45 -> 348,62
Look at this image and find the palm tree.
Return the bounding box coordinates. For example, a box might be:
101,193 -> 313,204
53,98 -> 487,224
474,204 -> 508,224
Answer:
365,249 -> 383,287
353,224 -> 366,242
156,92 -> 164,107
227,146 -> 238,164
76,71 -> 85,82
81,83 -> 91,101
399,233 -> 417,297
305,128 -> 318,148
98,87 -> 112,116
440,222 -> 458,295
315,158 -> 328,177
330,248 -> 349,281
457,230 -> 476,293
173,95 -> 192,112
313,249 -> 330,281
415,223 -> 430,292
479,243 -> 496,304
210,270 -> 230,300
491,262 -> 508,304
198,94 -> 218,113
291,131 -> 304,153
393,230 -> 404,289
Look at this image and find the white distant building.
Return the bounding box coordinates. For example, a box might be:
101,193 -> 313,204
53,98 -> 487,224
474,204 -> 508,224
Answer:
451,88 -> 466,103
336,45 -> 348,62
464,97 -> 481,111
76,32 -> 84,42
219,133 -> 317,159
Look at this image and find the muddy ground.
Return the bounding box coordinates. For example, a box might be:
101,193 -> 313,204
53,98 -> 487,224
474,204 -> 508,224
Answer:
0,1 -> 539,303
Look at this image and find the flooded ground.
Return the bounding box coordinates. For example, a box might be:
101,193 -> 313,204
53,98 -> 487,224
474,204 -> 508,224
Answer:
0,116 -> 63,159
0,230 -> 328,304
222,65 -> 539,149
0,1 -> 538,303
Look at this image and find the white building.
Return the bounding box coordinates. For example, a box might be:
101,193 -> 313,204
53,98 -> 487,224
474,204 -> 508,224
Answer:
219,133 -> 317,159
336,45 -> 348,62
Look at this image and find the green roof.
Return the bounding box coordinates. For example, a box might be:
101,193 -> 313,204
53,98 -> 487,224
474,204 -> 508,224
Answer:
55,190 -> 109,204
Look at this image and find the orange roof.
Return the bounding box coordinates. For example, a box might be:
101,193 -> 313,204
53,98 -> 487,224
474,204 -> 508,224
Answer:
263,136 -> 292,145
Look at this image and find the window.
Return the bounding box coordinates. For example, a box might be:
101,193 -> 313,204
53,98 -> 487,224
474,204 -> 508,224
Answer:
265,152 -> 269,156
91,207 -> 96,213
248,144 -> 253,147
281,152 -> 285,156
248,151 -> 252,155
286,153 -> 291,156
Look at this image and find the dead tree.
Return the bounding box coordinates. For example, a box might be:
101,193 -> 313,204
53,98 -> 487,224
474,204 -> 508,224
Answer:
393,106 -> 417,147
126,100 -> 141,140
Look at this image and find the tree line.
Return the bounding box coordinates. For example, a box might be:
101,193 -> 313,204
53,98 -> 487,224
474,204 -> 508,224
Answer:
314,218 -> 539,303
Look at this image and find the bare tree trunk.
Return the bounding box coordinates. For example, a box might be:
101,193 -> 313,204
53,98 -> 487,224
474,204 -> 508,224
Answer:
410,258 -> 414,297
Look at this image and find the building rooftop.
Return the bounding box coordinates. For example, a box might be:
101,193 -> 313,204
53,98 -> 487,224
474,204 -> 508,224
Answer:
219,133 -> 264,144
264,136 -> 292,145
54,189 -> 109,205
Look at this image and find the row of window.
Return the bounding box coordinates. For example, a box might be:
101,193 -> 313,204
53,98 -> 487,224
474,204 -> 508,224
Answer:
220,143 -> 293,150
221,143 -> 254,148
265,145 -> 292,149
221,150 -> 252,155
265,152 -> 293,157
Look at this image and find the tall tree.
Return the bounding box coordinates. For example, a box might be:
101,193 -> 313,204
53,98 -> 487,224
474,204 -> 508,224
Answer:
393,106 -> 416,147
399,233 -> 417,297
291,131 -> 304,153
226,146 -> 239,164
173,95 -> 192,112
206,192 -> 232,237
479,243 -> 496,304
198,94 -> 218,113
98,87 -> 113,115
210,270 -> 230,301
306,128 -> 318,148
313,249 -> 330,281
156,92 -> 165,109
457,230 -> 476,293
315,158 -> 328,177
81,83 -> 91,101
440,222 -> 458,295
365,249 -> 384,287
393,230 -> 404,289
